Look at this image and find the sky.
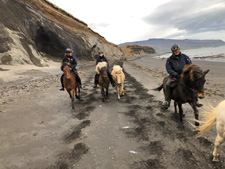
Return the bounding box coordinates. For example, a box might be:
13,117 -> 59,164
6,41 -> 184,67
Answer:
48,0 -> 225,44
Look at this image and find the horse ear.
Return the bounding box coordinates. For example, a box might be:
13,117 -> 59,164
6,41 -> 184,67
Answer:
203,69 -> 210,75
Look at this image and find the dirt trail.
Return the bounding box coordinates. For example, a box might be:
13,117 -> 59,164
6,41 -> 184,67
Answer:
0,60 -> 224,169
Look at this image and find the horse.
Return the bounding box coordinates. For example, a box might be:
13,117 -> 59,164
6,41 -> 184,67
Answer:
96,62 -> 110,102
62,63 -> 81,110
111,65 -> 125,100
194,100 -> 225,161
154,64 -> 209,126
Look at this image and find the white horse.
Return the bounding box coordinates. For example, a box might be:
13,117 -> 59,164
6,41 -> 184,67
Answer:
111,65 -> 125,100
195,100 -> 225,161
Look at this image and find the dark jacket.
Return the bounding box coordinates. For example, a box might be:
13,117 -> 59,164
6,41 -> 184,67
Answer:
62,55 -> 77,71
166,52 -> 192,78
96,55 -> 109,67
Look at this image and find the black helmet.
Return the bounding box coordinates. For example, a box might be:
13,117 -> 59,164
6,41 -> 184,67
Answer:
171,44 -> 180,51
98,50 -> 104,54
65,48 -> 73,53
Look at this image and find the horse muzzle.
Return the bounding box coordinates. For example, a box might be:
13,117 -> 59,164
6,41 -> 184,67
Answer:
198,92 -> 205,99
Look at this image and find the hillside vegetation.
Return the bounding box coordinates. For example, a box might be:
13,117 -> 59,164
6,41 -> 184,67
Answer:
119,45 -> 155,56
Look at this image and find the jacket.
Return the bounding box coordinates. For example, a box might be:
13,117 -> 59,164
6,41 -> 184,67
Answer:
166,52 -> 192,78
62,55 -> 77,71
96,55 -> 109,67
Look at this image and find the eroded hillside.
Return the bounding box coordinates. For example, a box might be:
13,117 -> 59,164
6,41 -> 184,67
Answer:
0,0 -> 124,66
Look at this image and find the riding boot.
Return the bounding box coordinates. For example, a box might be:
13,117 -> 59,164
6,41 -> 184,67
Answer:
93,74 -> 98,88
59,74 -> 64,91
108,72 -> 115,87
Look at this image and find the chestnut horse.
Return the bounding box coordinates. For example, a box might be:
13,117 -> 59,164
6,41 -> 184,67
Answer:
154,64 -> 209,126
96,62 -> 110,102
111,65 -> 125,100
62,63 -> 81,110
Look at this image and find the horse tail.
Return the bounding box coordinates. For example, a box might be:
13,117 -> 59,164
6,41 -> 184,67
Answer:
153,84 -> 163,91
194,105 -> 218,137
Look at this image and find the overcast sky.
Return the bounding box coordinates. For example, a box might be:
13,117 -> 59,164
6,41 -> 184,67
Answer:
48,0 -> 225,44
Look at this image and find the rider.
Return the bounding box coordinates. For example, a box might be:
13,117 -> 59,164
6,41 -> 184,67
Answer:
162,44 -> 192,109
59,48 -> 82,91
93,50 -> 115,88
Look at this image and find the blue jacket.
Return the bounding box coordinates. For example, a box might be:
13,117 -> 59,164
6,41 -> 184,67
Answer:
166,52 -> 192,78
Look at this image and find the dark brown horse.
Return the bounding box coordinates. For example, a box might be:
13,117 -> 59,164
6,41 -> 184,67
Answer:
98,66 -> 110,102
154,64 -> 209,126
62,63 -> 81,110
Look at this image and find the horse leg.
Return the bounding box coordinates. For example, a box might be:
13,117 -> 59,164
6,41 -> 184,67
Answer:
71,89 -> 75,110
189,102 -> 199,126
178,103 -> 183,122
101,87 -> 105,102
78,86 -> 81,100
117,85 -> 120,100
213,134 -> 224,161
174,101 -> 178,114
106,87 -> 109,102
121,83 -> 124,96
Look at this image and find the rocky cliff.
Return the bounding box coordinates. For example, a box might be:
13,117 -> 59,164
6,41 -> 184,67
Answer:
0,0 -> 124,66
119,45 -> 155,56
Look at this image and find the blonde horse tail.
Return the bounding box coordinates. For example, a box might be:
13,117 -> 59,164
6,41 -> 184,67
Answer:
194,105 -> 218,137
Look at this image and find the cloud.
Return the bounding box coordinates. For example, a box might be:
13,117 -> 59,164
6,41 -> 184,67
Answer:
143,0 -> 225,37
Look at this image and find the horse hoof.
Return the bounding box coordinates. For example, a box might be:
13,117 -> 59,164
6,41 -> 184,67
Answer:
195,122 -> 200,126
213,157 -> 219,162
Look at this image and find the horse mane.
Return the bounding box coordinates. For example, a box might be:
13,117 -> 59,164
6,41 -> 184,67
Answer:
194,104 -> 218,137
96,62 -> 107,74
113,65 -> 122,74
181,64 -> 203,81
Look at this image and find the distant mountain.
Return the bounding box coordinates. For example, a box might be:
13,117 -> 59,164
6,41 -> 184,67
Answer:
118,38 -> 225,53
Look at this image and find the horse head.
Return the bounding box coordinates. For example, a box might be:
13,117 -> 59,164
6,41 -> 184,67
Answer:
113,65 -> 123,86
181,64 -> 210,98
63,65 -> 72,79
100,67 -> 108,80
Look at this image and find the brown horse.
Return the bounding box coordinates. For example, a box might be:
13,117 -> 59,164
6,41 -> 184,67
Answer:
96,62 -> 110,102
62,63 -> 81,110
154,64 -> 209,126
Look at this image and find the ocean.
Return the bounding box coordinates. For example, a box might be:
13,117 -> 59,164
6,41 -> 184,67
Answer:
156,45 -> 225,62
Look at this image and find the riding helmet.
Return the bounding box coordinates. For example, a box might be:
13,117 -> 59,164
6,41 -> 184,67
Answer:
65,48 -> 73,53
171,44 -> 180,51
98,50 -> 104,54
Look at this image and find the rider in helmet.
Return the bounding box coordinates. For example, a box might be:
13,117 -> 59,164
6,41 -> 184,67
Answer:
93,50 -> 115,88
59,48 -> 82,91
162,44 -> 192,109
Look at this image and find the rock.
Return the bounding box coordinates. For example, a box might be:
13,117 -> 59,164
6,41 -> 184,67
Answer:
0,0 -> 124,66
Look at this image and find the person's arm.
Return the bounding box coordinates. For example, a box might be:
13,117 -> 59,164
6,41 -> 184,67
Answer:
185,54 -> 192,64
104,57 -> 109,67
166,59 -> 179,78
96,58 -> 99,65
70,57 -> 77,69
